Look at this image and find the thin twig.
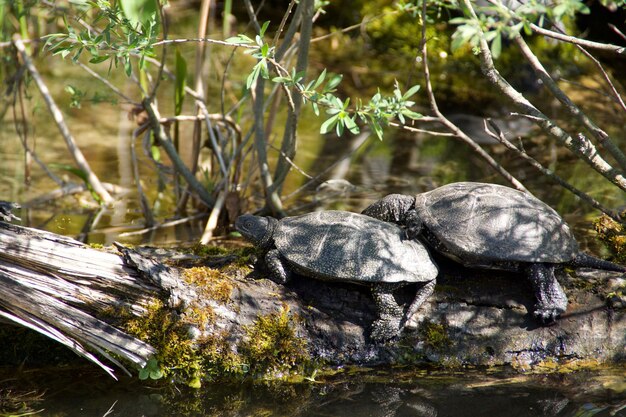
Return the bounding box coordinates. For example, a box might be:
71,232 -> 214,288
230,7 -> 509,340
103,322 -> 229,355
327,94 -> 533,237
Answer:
513,35 -> 626,172
75,61 -> 138,104
131,129 -> 155,227
200,190 -> 227,244
12,35 -> 114,205
529,23 -> 626,54
142,98 -> 215,208
483,119 -> 621,222
418,3 -> 528,193
460,0 -> 626,192
118,213 -> 206,237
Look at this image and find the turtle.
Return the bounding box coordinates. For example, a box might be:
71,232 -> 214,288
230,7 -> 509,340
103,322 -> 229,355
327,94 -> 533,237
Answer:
361,182 -> 626,322
235,210 -> 438,341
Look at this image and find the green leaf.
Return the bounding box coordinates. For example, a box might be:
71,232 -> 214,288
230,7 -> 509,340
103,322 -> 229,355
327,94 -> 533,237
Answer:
226,35 -> 253,44
174,48 -> 187,115
402,84 -> 421,100
120,0 -> 159,30
325,74 -> 343,91
401,109 -> 423,120
89,55 -> 109,64
246,63 -> 262,89
124,57 -> 132,77
313,69 -> 327,89
490,32 -> 502,59
369,117 -> 384,140
260,20 -> 270,37
320,113 -> 339,134
344,115 -> 360,134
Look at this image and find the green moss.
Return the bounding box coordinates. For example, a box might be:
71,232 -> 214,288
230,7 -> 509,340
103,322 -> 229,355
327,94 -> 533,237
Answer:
183,267 -> 234,304
418,320 -> 450,353
124,300 -> 206,386
238,306 -> 310,378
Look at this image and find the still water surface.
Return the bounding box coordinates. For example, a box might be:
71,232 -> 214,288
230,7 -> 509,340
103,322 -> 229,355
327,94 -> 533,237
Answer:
4,366 -> 626,417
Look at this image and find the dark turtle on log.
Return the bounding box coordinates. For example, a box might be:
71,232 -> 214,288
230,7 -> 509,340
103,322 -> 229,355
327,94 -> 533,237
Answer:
235,210 -> 438,341
362,182 -> 626,322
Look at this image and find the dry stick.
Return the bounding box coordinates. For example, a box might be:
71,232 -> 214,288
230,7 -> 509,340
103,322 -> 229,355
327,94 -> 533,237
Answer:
283,130 -> 371,201
418,3 -> 528,193
142,98 -> 215,208
131,129 -> 155,227
245,0 -> 284,216
460,0 -> 626,192
200,190 -> 226,244
543,22 -> 626,115
76,61 -> 138,105
609,24 -> 626,42
12,35 -> 114,205
272,0 -> 314,194
529,23 -> 626,54
484,119 -> 621,222
513,35 -> 626,172
196,100 -> 228,177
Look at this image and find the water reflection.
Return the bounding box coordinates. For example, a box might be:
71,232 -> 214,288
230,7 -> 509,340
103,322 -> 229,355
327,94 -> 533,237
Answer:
4,367 -> 625,417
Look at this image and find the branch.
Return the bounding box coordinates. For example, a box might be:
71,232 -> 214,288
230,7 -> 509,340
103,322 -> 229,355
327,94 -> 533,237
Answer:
418,3 -> 529,194
142,98 -> 215,208
529,23 -> 626,54
271,0 -> 314,194
459,0 -> 626,192
483,119 -> 622,222
12,35 -> 114,205
512,35 -> 626,172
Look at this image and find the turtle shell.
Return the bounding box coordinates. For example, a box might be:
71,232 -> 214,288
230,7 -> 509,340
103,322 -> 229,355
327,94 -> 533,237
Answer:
415,182 -> 579,264
274,211 -> 437,283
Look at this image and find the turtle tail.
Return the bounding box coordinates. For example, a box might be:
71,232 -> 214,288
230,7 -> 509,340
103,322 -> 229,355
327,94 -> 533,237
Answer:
570,253 -> 626,272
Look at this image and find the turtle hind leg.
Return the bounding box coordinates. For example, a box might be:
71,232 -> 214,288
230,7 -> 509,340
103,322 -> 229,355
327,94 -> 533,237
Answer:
526,263 -> 568,323
370,283 -> 404,342
401,279 -> 436,329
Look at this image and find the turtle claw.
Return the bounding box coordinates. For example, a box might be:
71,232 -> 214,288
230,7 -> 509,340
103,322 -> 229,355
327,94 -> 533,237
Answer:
533,307 -> 562,324
370,316 -> 401,342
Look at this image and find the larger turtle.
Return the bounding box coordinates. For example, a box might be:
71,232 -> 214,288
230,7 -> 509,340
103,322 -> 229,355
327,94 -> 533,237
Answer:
362,182 -> 626,322
235,210 -> 438,341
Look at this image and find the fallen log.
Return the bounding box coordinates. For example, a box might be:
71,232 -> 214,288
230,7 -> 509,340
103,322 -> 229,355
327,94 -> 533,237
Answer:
0,209 -> 624,383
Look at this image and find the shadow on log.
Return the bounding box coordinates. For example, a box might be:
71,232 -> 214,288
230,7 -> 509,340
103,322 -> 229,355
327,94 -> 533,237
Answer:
0,203 -> 624,381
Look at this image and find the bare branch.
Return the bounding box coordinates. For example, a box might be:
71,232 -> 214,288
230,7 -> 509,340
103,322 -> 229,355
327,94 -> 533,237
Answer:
12,35 -> 114,205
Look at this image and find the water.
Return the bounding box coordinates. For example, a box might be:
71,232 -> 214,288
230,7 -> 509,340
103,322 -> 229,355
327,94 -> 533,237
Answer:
3,366 -> 625,416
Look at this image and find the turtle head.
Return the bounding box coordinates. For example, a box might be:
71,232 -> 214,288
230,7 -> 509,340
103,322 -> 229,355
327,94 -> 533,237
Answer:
362,194 -> 416,224
235,214 -> 277,249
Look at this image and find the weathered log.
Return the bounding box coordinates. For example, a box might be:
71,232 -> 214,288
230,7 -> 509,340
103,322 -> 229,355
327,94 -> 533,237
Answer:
0,220 -> 163,378
0,211 -> 624,381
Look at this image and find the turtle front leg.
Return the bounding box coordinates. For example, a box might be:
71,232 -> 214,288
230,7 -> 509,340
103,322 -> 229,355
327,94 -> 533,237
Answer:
370,283 -> 404,342
526,263 -> 568,323
265,249 -> 291,284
